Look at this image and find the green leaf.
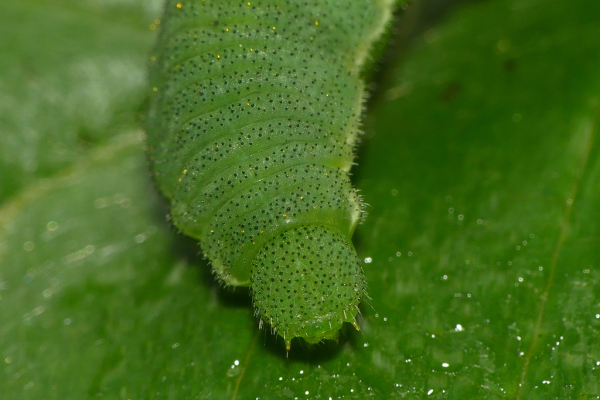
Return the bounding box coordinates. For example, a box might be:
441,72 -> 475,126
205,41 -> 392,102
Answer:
1,0 -> 599,398
0,0 -> 160,201
359,0 -> 600,397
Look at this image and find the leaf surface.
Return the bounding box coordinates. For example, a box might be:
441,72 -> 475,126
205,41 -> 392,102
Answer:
1,0 -> 599,398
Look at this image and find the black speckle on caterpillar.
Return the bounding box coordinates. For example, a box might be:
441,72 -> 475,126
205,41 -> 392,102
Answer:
145,0 -> 393,350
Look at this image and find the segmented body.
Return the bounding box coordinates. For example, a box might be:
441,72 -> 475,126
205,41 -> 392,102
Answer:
145,0 -> 392,349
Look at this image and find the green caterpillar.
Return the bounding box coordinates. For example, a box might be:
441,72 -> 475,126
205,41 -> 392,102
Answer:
145,0 -> 393,350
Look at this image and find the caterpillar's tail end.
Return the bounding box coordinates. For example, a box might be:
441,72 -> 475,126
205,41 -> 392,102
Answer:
250,225 -> 365,349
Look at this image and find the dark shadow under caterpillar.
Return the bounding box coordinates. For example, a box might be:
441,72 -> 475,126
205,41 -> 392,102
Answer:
145,0 -> 393,350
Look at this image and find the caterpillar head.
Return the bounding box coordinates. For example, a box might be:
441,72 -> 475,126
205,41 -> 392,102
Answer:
251,225 -> 365,350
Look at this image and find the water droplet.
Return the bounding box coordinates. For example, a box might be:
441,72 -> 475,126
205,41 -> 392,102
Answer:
497,39 -> 510,51
134,234 -> 147,244
94,197 -> 110,208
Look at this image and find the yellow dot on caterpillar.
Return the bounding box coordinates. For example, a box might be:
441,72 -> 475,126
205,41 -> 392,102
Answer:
315,20 -> 319,25
285,340 -> 291,351
217,54 -> 221,59
152,87 -> 158,92
182,169 -> 187,174
176,3 -> 181,8
352,320 -> 361,331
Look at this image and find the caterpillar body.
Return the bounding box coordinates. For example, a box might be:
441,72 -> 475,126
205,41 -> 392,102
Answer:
145,0 -> 393,350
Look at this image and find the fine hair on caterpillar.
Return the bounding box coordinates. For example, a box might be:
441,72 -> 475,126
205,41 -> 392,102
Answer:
145,0 -> 393,351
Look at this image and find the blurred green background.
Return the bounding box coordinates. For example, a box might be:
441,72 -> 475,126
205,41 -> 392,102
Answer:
1,0 -> 599,398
